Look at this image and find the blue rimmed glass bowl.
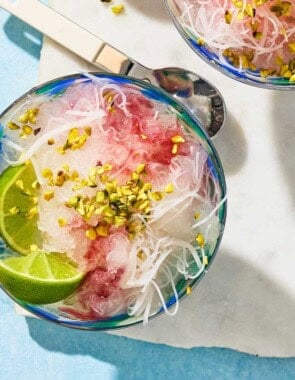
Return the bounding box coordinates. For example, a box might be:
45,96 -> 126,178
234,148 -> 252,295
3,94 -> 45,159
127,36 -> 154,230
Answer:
0,73 -> 226,330
164,0 -> 295,90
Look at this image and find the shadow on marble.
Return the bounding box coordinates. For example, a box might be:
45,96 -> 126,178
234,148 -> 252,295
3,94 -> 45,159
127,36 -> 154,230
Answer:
25,325 -> 295,379
213,112 -> 248,175
127,0 -> 170,22
271,91 -> 295,206
4,16 -> 42,59
26,250 -> 295,362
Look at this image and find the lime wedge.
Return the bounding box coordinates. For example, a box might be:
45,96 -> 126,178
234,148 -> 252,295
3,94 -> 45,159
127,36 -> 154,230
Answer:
0,162 -> 42,255
0,251 -> 84,304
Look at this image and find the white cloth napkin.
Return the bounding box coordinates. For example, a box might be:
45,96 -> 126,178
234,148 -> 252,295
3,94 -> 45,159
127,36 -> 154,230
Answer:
17,0 -> 295,357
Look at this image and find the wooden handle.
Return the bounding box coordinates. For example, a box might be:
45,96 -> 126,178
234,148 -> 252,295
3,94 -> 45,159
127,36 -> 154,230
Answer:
0,0 -> 132,73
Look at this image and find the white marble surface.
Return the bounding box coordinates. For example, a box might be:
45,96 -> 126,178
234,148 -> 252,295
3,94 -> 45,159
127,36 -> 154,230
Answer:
18,0 -> 295,357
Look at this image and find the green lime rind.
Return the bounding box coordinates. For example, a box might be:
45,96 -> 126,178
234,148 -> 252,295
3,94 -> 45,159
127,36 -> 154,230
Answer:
0,251 -> 84,304
0,163 -> 42,255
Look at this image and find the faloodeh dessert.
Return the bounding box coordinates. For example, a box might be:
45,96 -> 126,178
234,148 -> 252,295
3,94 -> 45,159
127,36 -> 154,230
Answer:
175,0 -> 295,81
0,74 -> 226,324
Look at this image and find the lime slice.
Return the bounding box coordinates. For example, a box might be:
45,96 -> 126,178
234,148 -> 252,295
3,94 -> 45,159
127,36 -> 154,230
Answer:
0,251 -> 84,304
0,162 -> 42,255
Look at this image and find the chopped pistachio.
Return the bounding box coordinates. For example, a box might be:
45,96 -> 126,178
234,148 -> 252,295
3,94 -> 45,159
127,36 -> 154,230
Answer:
29,115 -> 37,124
67,196 -> 78,207
31,180 -> 40,190
30,244 -> 39,252
62,164 -> 70,172
164,183 -> 174,194
26,206 -> 38,220
57,147 -> 65,155
70,170 -> 79,180
109,193 -> 119,202
71,134 -> 87,150
137,200 -> 149,211
22,125 -> 33,135
151,191 -> 163,201
224,10 -> 232,24
96,225 -> 109,237
31,196 -> 39,205
195,233 -> 205,248
84,126 -> 92,136
142,183 -> 152,191
102,205 -> 116,217
103,163 -> 113,171
67,128 -> 79,144
15,179 -> 24,190
136,163 -> 145,174
34,127 -> 41,136
132,172 -> 139,181
55,171 -> 67,187
105,181 -> 116,193
121,186 -> 132,196
172,144 -> 178,155
76,201 -> 86,216
186,286 -> 192,295
171,135 -> 185,144
43,191 -> 54,201
111,4 -> 124,14
9,206 -> 20,215
58,218 -> 68,227
194,212 -> 201,220
114,216 -> 127,227
96,191 -> 105,203
22,188 -> 32,196
18,114 -> 29,124
7,122 -> 20,130
137,250 -> 147,261
85,228 -> 97,240
42,168 -> 53,179
104,216 -> 114,225
270,1 -> 292,17
137,192 -> 148,201
97,167 -> 105,175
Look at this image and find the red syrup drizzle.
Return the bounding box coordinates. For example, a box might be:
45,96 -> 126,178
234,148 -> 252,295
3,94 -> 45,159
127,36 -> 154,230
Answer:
60,268 -> 125,320
59,87 -> 191,320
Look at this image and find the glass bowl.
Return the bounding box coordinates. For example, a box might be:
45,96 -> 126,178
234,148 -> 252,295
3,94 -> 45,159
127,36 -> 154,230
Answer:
164,0 -> 295,90
0,73 -> 227,330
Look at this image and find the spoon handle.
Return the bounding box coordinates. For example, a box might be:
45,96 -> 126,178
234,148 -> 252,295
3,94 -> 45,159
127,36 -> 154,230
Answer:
0,0 -> 135,74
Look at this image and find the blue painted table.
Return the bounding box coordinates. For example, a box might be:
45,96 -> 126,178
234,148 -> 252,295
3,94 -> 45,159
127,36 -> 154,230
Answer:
0,9 -> 294,380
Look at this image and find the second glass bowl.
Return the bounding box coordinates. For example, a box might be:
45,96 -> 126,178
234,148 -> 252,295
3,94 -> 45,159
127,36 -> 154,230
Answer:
165,0 -> 295,90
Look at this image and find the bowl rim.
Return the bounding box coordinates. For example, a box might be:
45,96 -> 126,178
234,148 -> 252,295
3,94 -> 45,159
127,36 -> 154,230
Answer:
0,72 -> 227,330
163,0 -> 295,90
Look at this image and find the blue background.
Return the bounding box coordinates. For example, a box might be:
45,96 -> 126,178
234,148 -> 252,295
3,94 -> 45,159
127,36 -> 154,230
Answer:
0,8 -> 294,380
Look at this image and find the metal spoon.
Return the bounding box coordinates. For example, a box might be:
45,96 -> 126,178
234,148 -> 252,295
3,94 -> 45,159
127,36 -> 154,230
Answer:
0,0 -> 225,137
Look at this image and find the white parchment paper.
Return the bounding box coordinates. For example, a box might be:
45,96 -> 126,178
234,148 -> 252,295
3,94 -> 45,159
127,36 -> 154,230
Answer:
17,0 -> 295,357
